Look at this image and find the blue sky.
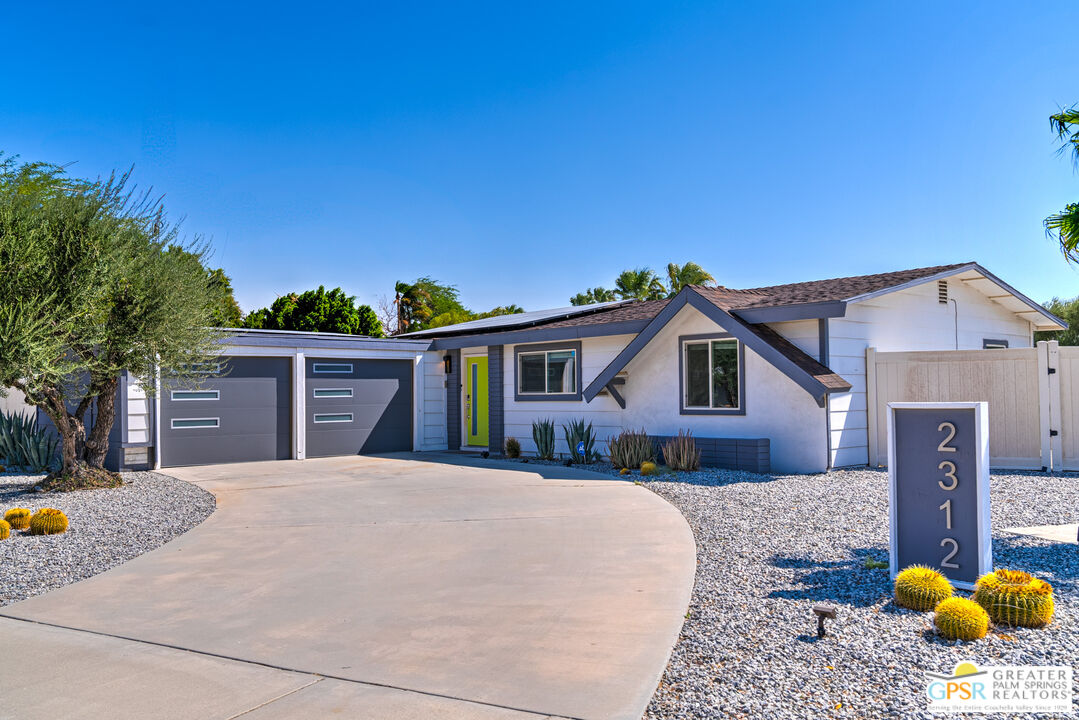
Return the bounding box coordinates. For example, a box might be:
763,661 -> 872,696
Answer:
5,2 -> 1078,314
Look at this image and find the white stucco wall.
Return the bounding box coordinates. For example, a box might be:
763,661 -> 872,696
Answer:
420,350 -> 448,451
826,276 -> 1034,467
494,305 -> 829,474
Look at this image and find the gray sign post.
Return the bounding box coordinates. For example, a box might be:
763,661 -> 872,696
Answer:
887,402 -> 991,590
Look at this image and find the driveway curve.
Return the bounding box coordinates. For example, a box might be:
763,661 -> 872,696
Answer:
0,454 -> 695,720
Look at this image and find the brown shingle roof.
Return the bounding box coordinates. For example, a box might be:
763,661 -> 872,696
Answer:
734,319 -> 852,392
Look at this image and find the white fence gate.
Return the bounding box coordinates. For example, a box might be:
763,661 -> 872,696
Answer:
867,341 -> 1075,471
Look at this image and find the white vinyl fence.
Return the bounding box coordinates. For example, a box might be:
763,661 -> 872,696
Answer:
867,341 -> 1074,471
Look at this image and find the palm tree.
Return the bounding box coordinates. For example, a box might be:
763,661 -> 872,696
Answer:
1047,106 -> 1079,262
569,287 -> 616,306
614,268 -> 666,301
393,281 -> 432,333
666,262 -> 715,296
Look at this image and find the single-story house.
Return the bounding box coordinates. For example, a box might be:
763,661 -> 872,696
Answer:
6,262 -> 1063,474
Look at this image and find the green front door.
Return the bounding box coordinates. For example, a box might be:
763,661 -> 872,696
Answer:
465,356 -> 489,447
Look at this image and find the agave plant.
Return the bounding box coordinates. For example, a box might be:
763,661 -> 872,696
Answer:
607,429 -> 655,469
563,419 -> 600,463
532,419 -> 556,460
0,410 -> 59,473
662,430 -> 701,471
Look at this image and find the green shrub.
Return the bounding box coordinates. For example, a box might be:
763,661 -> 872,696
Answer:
894,565 -> 953,611
532,419 -> 556,460
504,437 -> 521,459
607,429 -> 655,469
934,597 -> 989,641
973,569 -> 1055,628
29,508 -> 68,536
563,419 -> 601,463
662,430 -> 701,471
0,411 -> 58,473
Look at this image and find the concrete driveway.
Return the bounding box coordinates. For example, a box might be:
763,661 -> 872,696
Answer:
0,454 -> 695,720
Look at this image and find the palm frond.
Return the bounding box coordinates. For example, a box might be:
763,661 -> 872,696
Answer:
1050,106 -> 1079,167
1046,203 -> 1079,262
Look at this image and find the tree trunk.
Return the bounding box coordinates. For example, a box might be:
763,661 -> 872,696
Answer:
37,384 -> 78,477
84,375 -> 118,468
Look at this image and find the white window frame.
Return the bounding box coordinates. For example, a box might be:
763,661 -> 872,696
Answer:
681,336 -> 743,414
313,412 -> 354,424
312,362 -> 353,374
312,388 -> 353,398
515,347 -> 579,397
170,417 -> 220,429
170,390 -> 220,401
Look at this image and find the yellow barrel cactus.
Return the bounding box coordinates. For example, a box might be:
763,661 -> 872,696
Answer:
973,569 -> 1054,628
0,519 -> 9,540
29,508 -> 68,536
640,461 -> 657,476
4,508 -> 32,531
934,597 -> 989,641
894,565 -> 953,611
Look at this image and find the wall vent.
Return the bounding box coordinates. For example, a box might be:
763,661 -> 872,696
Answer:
938,280 -> 948,304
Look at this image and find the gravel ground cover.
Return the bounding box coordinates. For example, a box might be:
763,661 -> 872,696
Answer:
507,458 -> 1079,719
0,471 -> 215,607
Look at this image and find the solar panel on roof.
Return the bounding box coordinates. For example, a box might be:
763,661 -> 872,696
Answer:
402,300 -> 626,336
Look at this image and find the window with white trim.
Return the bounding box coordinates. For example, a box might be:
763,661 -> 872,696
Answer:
312,363 -> 353,373
313,388 -> 353,398
683,338 -> 740,410
313,412 -> 353,423
518,348 -> 577,395
171,418 -> 219,429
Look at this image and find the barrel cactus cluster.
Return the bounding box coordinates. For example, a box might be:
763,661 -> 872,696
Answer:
28,508 -> 69,536
934,597 -> 990,641
973,569 -> 1055,628
4,507 -> 32,530
640,461 -> 657,476
894,566 -> 953,611
0,519 -> 9,540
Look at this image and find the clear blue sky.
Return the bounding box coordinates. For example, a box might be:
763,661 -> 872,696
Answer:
5,2 -> 1078,314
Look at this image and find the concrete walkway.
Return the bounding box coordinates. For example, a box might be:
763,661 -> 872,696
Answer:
0,454 -> 695,720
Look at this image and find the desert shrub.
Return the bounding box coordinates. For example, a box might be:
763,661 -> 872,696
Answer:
0,411 -> 58,473
894,565 -> 953,611
662,430 -> 701,471
504,437 -> 521,459
563,419 -> 601,463
4,508 -> 31,530
640,461 -> 657,476
973,569 -> 1054,628
532,419 -> 556,460
607,429 -> 655,469
0,519 -> 9,540
934,597 -> 989,641
28,508 -> 68,536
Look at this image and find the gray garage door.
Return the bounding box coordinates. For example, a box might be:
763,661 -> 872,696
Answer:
306,358 -> 412,457
160,357 -> 292,467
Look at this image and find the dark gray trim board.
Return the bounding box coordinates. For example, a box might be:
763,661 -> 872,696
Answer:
428,319 -> 648,351
818,318 -> 830,365
513,341 -> 583,402
488,345 -> 505,454
446,349 -> 462,450
732,300 -> 846,323
583,287 -> 841,407
677,333 -> 746,416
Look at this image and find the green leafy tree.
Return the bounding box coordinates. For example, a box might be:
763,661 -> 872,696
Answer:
394,277 -> 469,332
0,155 -> 219,487
164,248 -> 242,327
1035,296 -> 1079,346
243,286 -> 382,336
666,262 -> 715,296
570,287 -> 616,306
477,304 -> 525,318
614,268 -> 666,301
1047,105 -> 1079,261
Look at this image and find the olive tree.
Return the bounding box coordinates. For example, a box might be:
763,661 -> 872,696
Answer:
0,156 -> 219,488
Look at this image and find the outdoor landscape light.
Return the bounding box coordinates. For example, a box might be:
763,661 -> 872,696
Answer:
813,604 -> 837,638
443,354 -> 452,374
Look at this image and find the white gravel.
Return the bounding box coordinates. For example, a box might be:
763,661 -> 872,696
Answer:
0,471 -> 215,607
632,466 -> 1079,720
